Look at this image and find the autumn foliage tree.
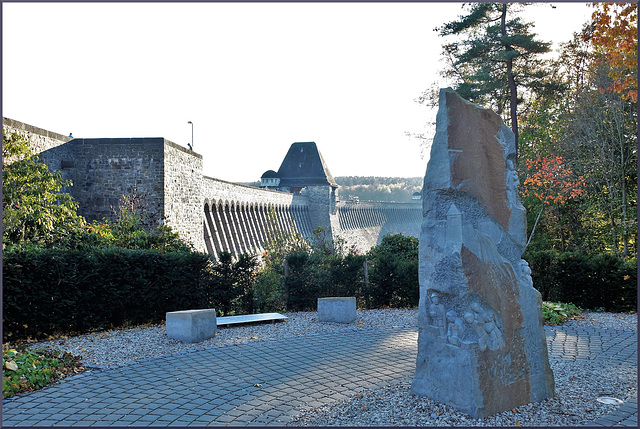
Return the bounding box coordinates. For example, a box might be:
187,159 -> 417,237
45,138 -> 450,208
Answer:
522,155 -> 585,250
586,2 -> 638,102
516,5 -> 636,258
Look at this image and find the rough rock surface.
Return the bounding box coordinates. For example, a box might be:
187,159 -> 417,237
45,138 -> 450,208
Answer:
411,88 -> 554,418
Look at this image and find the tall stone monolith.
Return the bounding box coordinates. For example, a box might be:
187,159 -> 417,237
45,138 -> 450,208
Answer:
410,88 -> 554,418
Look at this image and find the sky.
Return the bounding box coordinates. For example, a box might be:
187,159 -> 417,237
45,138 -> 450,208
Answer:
2,2 -> 594,183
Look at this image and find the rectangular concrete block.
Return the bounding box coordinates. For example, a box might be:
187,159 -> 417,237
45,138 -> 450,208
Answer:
166,309 -> 217,343
317,297 -> 356,323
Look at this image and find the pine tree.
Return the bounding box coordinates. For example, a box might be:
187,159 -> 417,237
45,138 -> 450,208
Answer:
434,3 -> 552,162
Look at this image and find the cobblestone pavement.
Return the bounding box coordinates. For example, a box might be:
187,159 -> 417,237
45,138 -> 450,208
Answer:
546,326 -> 637,427
2,325 -> 637,427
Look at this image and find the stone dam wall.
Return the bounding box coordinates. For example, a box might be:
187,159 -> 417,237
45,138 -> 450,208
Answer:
332,201 -> 421,251
201,177 -> 314,259
3,117 -> 421,254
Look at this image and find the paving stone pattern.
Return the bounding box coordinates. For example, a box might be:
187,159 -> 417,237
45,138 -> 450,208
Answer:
545,326 -> 637,427
2,325 -> 636,427
546,326 -> 637,364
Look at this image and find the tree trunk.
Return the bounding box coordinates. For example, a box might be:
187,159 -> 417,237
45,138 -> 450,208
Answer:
363,259 -> 371,309
556,202 -> 566,252
525,204 -> 545,251
614,101 -> 629,260
621,157 -> 628,260
283,258 -> 290,310
606,184 -> 620,258
501,3 -> 519,164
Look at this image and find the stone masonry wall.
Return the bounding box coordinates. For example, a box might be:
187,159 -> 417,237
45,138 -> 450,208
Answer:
5,117 -> 423,255
202,176 -> 300,207
164,142 -> 204,251
3,117 -> 71,156
303,185 -> 336,238
67,138 -> 166,227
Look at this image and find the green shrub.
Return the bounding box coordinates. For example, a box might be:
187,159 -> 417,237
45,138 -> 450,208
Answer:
55,221 -> 193,252
2,130 -> 85,247
525,250 -> 636,312
2,247 -> 213,341
284,250 -> 315,311
209,252 -> 259,316
619,258 -> 638,312
2,245 -> 265,342
542,301 -> 583,325
2,347 -> 82,399
253,268 -> 286,313
280,227 -> 368,311
281,233 -> 419,311
366,234 -> 419,308
333,252 -> 367,307
522,250 -> 559,300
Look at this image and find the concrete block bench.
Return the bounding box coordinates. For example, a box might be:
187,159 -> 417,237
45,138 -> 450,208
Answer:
166,309 -> 217,343
317,297 -> 357,323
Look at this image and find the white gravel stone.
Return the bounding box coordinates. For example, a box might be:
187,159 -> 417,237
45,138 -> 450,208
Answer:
27,309 -> 419,368
563,310 -> 638,331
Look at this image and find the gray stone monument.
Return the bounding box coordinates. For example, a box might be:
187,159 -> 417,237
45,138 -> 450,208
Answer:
410,88 -> 554,418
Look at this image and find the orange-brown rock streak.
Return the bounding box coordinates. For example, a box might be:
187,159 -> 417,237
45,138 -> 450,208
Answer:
462,245 -> 532,414
446,91 -> 511,232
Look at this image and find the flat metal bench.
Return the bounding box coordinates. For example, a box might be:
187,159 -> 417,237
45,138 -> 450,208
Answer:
216,312 -> 288,326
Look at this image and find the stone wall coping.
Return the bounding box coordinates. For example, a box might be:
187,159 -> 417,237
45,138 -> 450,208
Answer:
204,175 -> 294,195
166,309 -> 216,316
69,137 -> 202,158
164,139 -> 203,159
337,200 -> 421,208
3,117 -> 72,143
72,137 -> 165,144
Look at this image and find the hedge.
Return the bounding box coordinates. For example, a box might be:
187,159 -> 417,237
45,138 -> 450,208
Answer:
366,234 -> 419,308
281,234 -> 419,312
2,247 -> 214,341
525,250 -> 637,312
284,251 -> 367,311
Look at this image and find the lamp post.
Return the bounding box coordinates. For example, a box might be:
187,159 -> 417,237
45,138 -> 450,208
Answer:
187,121 -> 193,150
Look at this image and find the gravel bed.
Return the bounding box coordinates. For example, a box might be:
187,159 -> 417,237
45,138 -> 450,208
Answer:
27,308 -> 419,368
26,309 -> 636,426
563,310 -> 638,330
27,309 -> 636,368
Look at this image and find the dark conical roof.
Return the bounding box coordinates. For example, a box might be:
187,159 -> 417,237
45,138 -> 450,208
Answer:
276,142 -> 338,188
261,170 -> 279,179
